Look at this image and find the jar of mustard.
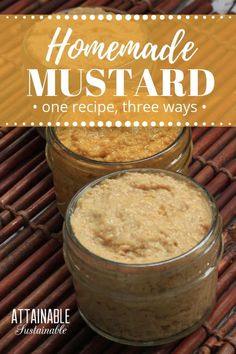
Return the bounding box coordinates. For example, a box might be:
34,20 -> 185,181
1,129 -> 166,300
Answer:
46,127 -> 192,214
63,168 -> 223,345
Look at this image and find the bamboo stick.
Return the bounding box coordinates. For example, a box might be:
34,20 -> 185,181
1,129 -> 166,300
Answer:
0,128 -> 28,151
0,277 -> 74,351
217,181 -> 236,210
0,250 -> 64,317
0,203 -> 58,260
0,152 -> 45,196
108,0 -> 124,10
193,128 -> 228,157
118,1 -> 134,12
103,343 -> 124,354
32,311 -> 84,354
206,160 -> 236,196
148,342 -> 179,354
191,2 -> 213,14
0,266 -> 71,337
190,128 -> 236,177
0,174 -> 53,226
11,291 -> 76,354
58,326 -> 94,354
80,335 -> 111,354
226,226 -> 236,245
56,0 -> 85,12
194,139 -> 236,185
21,2 -> 41,13
1,0 -> 35,14
198,313 -> 236,354
0,128 -> 13,135
180,0 -> 206,14
217,261 -> 236,298
217,341 -> 235,354
0,136 -> 45,179
155,0 -> 183,13
82,0 -> 112,7
208,284 -> 236,328
0,128 -> 37,163
0,160 -> 50,206
0,214 -> 62,281
0,0 -> 16,12
218,249 -> 236,277
122,347 -> 144,354
191,128 -> 209,143
36,0 -> 69,14
0,188 -> 55,242
221,196 -> 236,226
128,0 -> 160,14
172,284 -> 236,354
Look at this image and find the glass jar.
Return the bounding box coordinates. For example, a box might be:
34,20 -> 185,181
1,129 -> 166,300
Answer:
46,127 -> 193,214
63,169 -> 223,345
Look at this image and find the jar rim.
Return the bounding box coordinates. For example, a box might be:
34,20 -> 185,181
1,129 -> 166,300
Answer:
47,127 -> 187,166
64,168 -> 220,269
58,6 -> 125,14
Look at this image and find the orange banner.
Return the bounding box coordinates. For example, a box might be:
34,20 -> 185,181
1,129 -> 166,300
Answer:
0,14 -> 235,127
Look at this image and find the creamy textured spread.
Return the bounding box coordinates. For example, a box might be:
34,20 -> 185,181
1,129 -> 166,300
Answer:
56,127 -> 180,162
71,172 -> 212,263
62,7 -> 108,14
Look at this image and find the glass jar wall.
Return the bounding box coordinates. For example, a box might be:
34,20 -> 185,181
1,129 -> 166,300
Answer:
63,169 -> 223,345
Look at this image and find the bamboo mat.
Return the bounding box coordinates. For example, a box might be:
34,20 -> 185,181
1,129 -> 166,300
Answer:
0,127 -> 235,354
0,0 -> 233,14
0,1 -> 236,353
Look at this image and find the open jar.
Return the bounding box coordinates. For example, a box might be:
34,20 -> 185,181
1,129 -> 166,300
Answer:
63,169 -> 223,345
46,127 -> 192,214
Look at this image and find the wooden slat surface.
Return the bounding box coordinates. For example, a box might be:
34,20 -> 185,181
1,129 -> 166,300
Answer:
0,0 -> 216,14
0,1 -> 235,353
0,127 -> 235,354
